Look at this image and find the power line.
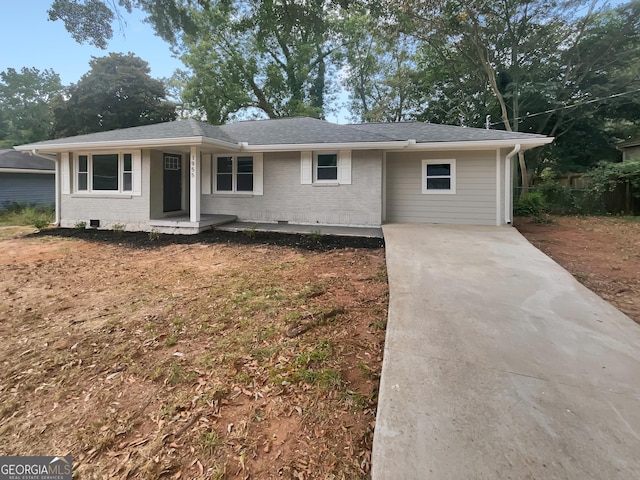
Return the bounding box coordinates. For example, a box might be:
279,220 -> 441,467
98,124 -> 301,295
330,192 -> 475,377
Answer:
489,87 -> 640,126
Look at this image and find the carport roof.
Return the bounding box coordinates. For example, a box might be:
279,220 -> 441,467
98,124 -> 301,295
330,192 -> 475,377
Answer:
14,117 -> 551,152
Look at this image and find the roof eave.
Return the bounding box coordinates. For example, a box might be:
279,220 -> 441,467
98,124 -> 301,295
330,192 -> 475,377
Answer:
240,141 -> 411,152
617,140 -> 640,150
388,137 -> 553,152
0,168 -> 55,174
14,136 -> 241,153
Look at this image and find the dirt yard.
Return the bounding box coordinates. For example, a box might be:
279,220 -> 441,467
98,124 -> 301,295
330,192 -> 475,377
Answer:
516,216 -> 640,324
0,228 -> 388,479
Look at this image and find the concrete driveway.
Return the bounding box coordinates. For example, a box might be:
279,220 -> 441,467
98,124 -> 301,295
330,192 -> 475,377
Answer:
373,224 -> 640,479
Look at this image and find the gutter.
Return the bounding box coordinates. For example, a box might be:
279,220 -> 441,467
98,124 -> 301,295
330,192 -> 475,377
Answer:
13,136 -> 241,153
504,144 -> 521,225
0,168 -> 54,174
238,140 -> 413,152
394,137 -> 552,152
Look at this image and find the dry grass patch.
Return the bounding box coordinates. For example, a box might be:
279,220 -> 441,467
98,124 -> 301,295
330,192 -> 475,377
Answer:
0,230 -> 387,479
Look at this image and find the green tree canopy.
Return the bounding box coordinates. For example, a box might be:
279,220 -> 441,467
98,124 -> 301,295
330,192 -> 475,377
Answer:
47,0 -> 358,123
51,52 -> 176,137
368,0 -> 640,182
0,67 -> 63,146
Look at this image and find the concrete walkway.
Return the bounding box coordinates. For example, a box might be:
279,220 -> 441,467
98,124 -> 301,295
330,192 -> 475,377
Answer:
373,224 -> 640,479
217,221 -> 383,238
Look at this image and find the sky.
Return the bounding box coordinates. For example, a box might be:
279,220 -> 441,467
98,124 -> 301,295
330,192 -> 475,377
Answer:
0,1 -> 348,123
0,1 -> 181,85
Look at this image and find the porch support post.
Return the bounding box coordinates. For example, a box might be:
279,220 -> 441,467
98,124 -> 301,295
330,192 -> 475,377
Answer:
189,146 -> 201,223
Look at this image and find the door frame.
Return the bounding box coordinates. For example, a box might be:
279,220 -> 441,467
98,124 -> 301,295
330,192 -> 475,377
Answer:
163,153 -> 184,213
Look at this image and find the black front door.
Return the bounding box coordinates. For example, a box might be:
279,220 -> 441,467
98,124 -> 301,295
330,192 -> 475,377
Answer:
163,154 -> 182,212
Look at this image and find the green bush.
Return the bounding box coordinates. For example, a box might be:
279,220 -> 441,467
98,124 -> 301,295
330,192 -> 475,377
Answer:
514,191 -> 546,217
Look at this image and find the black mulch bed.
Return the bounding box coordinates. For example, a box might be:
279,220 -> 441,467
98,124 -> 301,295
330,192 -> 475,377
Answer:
32,227 -> 385,252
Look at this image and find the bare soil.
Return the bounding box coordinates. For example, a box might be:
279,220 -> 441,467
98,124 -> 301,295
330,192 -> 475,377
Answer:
0,228 -> 388,479
515,216 -> 640,324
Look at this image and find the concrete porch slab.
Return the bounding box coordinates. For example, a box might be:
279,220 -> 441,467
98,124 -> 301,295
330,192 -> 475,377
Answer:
216,221 -> 383,238
148,214 -> 237,235
149,214 -> 237,229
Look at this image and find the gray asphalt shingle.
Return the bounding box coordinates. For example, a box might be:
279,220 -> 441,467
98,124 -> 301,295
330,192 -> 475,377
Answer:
0,149 -> 55,170
220,117 -> 394,144
20,118 -> 236,147
349,122 -> 546,142
15,117 -> 548,150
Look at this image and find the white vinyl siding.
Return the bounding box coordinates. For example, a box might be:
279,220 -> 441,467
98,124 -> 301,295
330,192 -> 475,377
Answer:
386,151 -> 497,225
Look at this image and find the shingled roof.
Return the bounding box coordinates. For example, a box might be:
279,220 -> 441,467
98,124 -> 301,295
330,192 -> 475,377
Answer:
349,121 -> 545,143
0,149 -> 54,170
15,117 -> 550,151
18,119 -> 236,148
220,117 -> 393,144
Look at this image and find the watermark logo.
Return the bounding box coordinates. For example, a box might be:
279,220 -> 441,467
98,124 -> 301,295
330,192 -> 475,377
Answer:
0,456 -> 72,480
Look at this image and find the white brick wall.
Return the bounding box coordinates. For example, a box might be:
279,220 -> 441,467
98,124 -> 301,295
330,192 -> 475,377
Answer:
59,151 -> 151,231
201,150 -> 383,227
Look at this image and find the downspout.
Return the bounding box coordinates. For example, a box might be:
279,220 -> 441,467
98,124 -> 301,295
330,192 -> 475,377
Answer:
30,150 -> 60,226
504,144 -> 521,225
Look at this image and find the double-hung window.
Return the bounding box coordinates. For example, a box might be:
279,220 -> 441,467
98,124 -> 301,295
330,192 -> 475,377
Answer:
422,159 -> 456,194
315,153 -> 338,182
215,155 -> 254,193
300,151 -> 351,185
76,153 -> 134,193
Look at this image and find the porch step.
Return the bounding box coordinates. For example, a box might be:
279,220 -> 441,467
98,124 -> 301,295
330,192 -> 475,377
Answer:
148,214 -> 237,229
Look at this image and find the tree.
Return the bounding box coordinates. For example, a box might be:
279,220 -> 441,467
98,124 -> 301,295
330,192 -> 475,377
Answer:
51,53 -> 176,137
386,0 -> 640,185
343,14 -> 425,123
0,67 -> 63,146
48,0 -> 133,49
155,0 -> 349,123
47,0 -> 355,122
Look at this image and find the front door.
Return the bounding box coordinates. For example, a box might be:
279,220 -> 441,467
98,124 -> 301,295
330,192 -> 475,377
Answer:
163,154 -> 182,212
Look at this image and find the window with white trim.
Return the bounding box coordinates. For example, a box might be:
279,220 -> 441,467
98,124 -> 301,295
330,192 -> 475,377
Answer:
76,153 -> 134,193
301,150 -> 351,185
422,159 -> 456,194
214,155 -> 254,193
315,152 -> 338,182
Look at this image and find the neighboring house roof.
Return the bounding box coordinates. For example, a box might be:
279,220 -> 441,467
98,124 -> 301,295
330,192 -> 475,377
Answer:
0,149 -> 55,172
617,136 -> 640,149
14,117 -> 552,154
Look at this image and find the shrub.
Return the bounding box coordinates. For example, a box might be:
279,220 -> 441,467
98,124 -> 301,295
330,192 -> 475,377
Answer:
514,191 -> 545,217
0,203 -> 54,227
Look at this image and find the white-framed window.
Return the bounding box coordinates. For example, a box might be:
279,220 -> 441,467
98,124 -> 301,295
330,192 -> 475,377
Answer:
422,159 -> 456,194
301,150 -> 351,185
315,152 -> 338,182
214,155 -> 254,193
76,152 -> 135,193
